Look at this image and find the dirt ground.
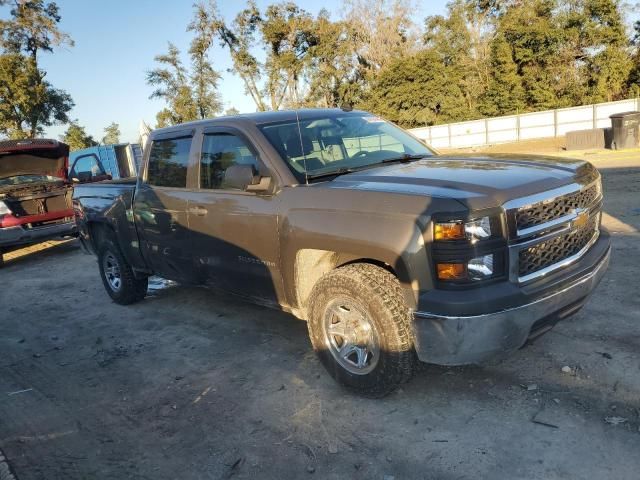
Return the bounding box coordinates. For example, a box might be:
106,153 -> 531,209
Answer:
1,150 -> 639,480
440,136 -> 568,155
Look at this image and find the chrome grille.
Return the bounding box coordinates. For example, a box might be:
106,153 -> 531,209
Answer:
518,215 -> 599,277
516,183 -> 599,230
504,179 -> 602,283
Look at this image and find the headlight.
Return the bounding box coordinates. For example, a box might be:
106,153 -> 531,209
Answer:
0,200 -> 12,216
434,216 -> 492,243
467,254 -> 494,280
437,254 -> 495,281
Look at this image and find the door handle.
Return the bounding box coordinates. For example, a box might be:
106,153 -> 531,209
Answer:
189,206 -> 208,216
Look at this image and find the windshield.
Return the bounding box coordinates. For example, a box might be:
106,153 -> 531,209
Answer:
258,113 -> 434,182
0,174 -> 60,186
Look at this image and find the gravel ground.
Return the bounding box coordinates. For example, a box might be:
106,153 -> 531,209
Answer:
0,151 -> 638,480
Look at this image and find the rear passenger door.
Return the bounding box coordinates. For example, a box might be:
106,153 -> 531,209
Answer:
188,127 -> 282,303
134,130 -> 198,283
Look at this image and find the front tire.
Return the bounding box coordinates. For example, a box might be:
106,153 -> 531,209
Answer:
98,239 -> 148,305
307,264 -> 416,397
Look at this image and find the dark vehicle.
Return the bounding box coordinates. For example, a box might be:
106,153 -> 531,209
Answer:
73,109 -> 610,396
0,139 -> 76,266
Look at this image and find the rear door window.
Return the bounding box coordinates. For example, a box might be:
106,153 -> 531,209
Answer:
147,136 -> 192,188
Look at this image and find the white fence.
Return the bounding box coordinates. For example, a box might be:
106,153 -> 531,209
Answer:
408,98 -> 640,149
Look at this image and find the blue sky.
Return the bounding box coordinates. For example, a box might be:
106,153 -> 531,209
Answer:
0,0 -> 446,143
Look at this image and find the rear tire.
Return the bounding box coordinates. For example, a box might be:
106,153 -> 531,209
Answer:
98,239 -> 147,305
307,264 -> 416,398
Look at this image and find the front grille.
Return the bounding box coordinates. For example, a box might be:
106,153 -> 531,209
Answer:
516,183 -> 599,231
518,215 -> 598,277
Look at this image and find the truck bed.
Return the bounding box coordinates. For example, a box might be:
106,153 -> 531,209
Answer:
73,179 -> 146,270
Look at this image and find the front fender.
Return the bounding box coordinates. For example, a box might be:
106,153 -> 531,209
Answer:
280,208 -> 432,311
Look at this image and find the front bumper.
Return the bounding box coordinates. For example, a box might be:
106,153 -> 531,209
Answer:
0,221 -> 77,248
413,234 -> 611,365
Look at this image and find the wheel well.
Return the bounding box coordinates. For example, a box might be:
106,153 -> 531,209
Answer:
294,249 -> 398,311
88,222 -> 116,251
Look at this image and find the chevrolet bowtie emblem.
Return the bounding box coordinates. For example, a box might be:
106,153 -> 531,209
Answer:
573,209 -> 589,228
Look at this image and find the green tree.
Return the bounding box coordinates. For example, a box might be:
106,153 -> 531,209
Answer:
0,0 -> 73,137
260,2 -> 316,108
493,0 -> 632,110
498,0 -> 564,110
224,106 -> 240,116
147,43 -> 196,127
304,11 -> 363,108
211,1 -> 394,111
0,52 -> 72,138
629,21 -> 640,95
188,1 -> 223,118
0,0 -> 73,61
102,122 -> 120,144
360,49 -> 468,128
211,0 -> 319,110
479,34 -> 526,116
424,0 -> 495,118
61,121 -> 97,151
211,1 -> 267,111
344,0 -> 418,74
581,0 -> 632,102
147,2 -> 222,127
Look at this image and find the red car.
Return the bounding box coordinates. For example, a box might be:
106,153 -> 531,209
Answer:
0,139 -> 77,266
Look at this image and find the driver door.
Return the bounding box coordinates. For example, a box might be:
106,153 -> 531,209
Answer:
187,127 -> 282,304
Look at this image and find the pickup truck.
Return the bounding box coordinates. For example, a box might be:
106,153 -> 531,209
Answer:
73,109 -> 611,397
69,143 -> 142,184
1,139 -> 76,266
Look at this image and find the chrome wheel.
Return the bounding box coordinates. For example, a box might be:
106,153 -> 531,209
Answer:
323,297 -> 380,375
102,252 -> 122,292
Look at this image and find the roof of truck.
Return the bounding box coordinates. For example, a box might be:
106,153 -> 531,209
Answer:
151,108 -> 370,136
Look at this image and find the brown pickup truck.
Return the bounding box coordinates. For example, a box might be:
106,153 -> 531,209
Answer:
73,109 -> 610,396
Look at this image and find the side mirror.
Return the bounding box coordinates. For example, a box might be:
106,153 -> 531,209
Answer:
71,177 -> 80,184
77,172 -> 92,183
223,164 -> 272,192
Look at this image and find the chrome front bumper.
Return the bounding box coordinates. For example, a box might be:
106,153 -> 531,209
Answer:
412,243 -> 610,365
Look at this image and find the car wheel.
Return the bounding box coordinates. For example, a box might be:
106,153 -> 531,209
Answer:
307,263 -> 416,397
98,239 -> 148,305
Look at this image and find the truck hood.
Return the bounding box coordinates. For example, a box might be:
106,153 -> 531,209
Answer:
325,154 -> 597,210
0,139 -> 70,181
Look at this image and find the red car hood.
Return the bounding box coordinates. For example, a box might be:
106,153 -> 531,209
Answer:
0,139 -> 70,180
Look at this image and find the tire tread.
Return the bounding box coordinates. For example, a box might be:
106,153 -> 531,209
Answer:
98,239 -> 147,305
308,263 -> 416,397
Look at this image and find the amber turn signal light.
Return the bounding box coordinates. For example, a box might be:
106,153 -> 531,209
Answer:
434,222 -> 465,241
436,263 -> 466,280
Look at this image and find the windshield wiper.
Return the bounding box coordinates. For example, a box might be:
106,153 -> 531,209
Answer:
380,153 -> 427,164
305,154 -> 427,181
306,167 -> 359,181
